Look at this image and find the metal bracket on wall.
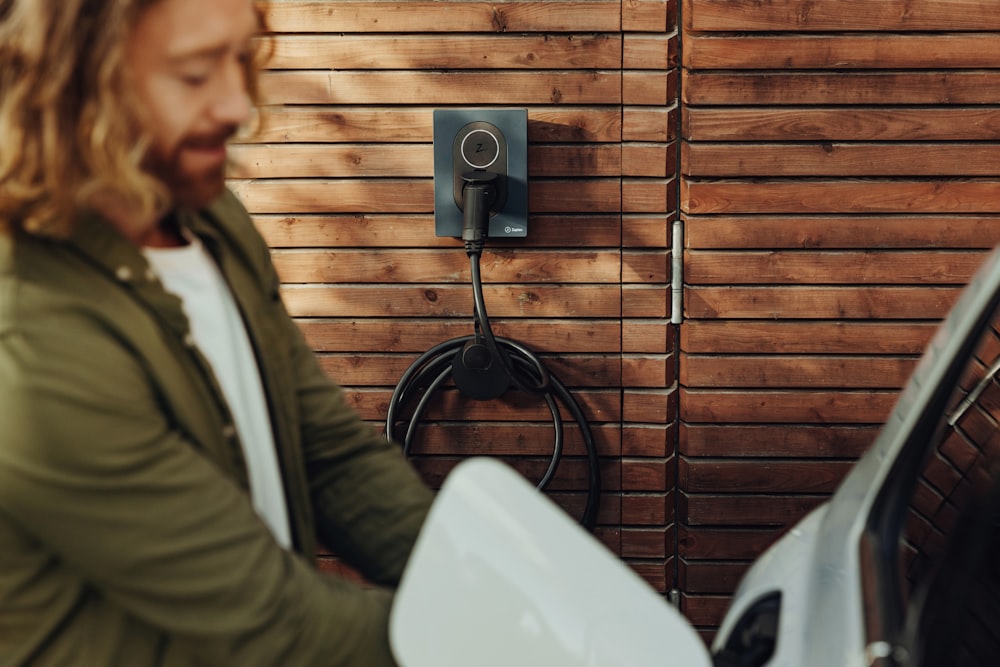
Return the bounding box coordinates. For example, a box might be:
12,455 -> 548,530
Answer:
671,219 -> 684,325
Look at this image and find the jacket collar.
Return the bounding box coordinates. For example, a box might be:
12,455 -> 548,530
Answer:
64,207 -> 221,340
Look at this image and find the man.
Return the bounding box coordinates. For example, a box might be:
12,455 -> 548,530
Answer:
0,1 -> 434,665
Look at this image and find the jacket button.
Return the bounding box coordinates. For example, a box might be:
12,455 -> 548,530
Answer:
115,265 -> 132,281
222,423 -> 238,439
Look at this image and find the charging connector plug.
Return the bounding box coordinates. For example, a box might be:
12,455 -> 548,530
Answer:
461,171 -> 498,253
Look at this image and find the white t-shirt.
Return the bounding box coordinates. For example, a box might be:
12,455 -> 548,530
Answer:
143,235 -> 292,549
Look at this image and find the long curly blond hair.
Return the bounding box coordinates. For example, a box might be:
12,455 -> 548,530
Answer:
0,0 -> 268,236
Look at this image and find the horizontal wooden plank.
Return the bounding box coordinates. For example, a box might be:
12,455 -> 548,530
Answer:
234,142 -> 623,179
298,318 -> 622,353
355,384 -> 621,422
318,353 -> 620,387
685,286 -> 961,319
623,389 -> 678,424
623,178 -> 676,214
684,34 -> 1000,70
623,0 -> 676,33
680,424 -> 876,458
685,250 -> 985,284
620,527 -> 668,559
623,70 -> 678,106
681,179 -> 1000,215
231,178 -> 621,214
623,250 -> 669,283
683,108 -> 1000,143
623,320 -> 673,354
680,355 -> 917,389
265,1 -> 621,33
682,143 -> 1000,178
678,525 -> 784,560
282,284 -> 623,317
682,216 -> 1000,250
681,321 -> 936,355
681,593 -> 729,629
623,354 -> 674,387
622,423 -> 675,458
683,0 -> 1000,32
391,422 -> 621,458
679,492 -> 826,527
680,458 -> 854,493
680,388 -> 897,424
530,180 -> 623,213
260,71 -> 622,105
679,560 -> 749,594
239,107 -> 624,144
266,34 -> 621,70
623,284 -> 669,318
553,494 -> 622,530
624,215 -> 674,249
254,214 -> 623,248
230,144 -> 428,179
622,459 -> 671,492
272,249 -> 622,283
623,34 -> 677,70
623,144 -> 672,178
231,178 -> 432,214
623,107 -> 677,143
682,71 -> 1000,106
532,144 -> 624,178
622,493 -> 671,525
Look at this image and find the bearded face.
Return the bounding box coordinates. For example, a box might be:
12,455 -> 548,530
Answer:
126,0 -> 257,211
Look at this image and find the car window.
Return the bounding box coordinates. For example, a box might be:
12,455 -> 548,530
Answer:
896,303 -> 1000,665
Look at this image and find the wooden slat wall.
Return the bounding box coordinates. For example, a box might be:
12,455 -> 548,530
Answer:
680,0 -> 1000,633
231,1 -> 680,592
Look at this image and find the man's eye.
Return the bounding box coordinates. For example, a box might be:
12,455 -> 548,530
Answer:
179,72 -> 210,87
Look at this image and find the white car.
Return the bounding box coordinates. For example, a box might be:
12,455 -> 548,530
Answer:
390,247 -> 1000,667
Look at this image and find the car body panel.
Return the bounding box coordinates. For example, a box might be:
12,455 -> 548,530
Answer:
391,248 -> 1000,667
714,246 -> 1000,665
389,457 -> 712,667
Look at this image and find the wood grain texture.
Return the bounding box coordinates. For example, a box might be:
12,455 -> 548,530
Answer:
685,34 -> 1000,70
682,143 -> 1000,177
281,284 -> 624,318
264,1 -> 622,33
683,0 -> 1000,32
683,108 -> 1000,142
682,216 -> 1000,250
260,71 -> 623,105
680,355 -> 917,389
681,180 -> 1000,215
682,71 -> 1000,106
681,320 -> 936,354
685,250 -> 986,284
685,286 -> 961,319
267,34 -> 622,70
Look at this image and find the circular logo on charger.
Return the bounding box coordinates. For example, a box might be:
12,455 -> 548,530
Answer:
460,129 -> 501,169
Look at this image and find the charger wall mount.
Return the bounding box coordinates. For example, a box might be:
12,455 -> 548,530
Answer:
432,108 -> 528,239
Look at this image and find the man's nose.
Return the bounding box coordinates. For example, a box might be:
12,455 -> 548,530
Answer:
212,59 -> 253,127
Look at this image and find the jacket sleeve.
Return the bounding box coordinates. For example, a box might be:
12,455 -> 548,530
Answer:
0,310 -> 404,667
207,190 -> 434,586
244,217 -> 435,587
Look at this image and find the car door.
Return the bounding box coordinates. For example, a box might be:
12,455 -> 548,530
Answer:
860,254 -> 1000,667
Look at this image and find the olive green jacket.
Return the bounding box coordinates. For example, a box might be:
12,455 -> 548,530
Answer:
0,191 -> 434,666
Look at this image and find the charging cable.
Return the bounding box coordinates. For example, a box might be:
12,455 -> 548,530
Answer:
385,171 -> 601,529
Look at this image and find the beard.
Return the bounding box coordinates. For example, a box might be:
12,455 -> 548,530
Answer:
144,126 -> 238,210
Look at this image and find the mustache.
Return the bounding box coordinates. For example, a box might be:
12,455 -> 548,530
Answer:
180,126 -> 240,149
